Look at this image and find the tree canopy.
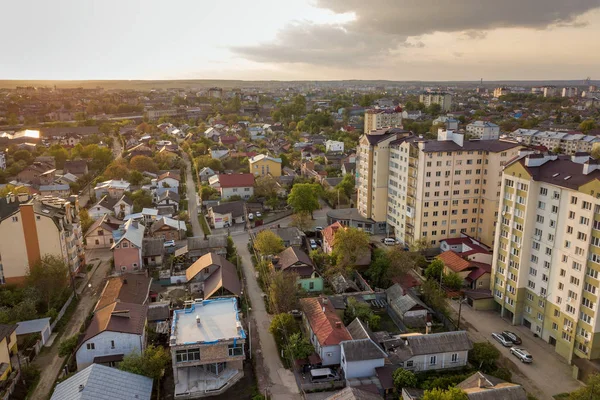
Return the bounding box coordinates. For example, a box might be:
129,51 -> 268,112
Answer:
332,227 -> 370,270
287,183 -> 321,215
27,255 -> 70,313
119,345 -> 171,380
422,387 -> 468,400
393,368 -> 417,390
253,230 -> 284,255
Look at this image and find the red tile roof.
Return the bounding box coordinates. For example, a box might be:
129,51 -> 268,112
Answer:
217,173 -> 254,188
322,221 -> 343,247
300,297 -> 351,346
438,250 -> 472,273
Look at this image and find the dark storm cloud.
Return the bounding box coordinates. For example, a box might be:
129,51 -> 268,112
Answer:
231,0 -> 599,65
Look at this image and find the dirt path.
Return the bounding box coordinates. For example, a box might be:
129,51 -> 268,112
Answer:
181,151 -> 202,237
31,249 -> 112,400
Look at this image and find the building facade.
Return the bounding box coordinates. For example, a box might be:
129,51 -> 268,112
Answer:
492,154 -> 600,363
364,108 -> 403,134
419,93 -> 452,112
466,121 -> 500,140
248,154 -> 282,177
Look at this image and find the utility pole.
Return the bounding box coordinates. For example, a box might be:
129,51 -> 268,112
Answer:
457,298 -> 467,330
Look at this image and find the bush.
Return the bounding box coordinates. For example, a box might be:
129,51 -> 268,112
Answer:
58,335 -> 79,357
21,365 -> 41,383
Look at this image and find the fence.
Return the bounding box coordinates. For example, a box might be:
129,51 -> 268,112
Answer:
300,379 -> 345,392
50,292 -> 75,331
0,369 -> 20,400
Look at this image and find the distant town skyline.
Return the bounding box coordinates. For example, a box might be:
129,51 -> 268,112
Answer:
3,0 -> 600,81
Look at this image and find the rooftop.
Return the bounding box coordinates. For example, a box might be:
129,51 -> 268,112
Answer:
299,297 -> 351,346
170,298 -> 244,346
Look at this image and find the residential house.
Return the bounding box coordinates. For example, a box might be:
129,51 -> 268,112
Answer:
270,227 -> 304,247
466,121 -> 500,140
199,167 -> 216,182
85,214 -> 120,249
210,174 -> 254,200
386,284 -> 430,328
185,253 -> 241,299
0,194 -> 85,284
157,172 -> 180,192
112,219 -> 145,273
149,217 -> 187,241
63,160 -> 89,177
321,222 -> 371,267
207,201 -> 245,229
325,140 -> 344,153
124,208 -> 159,226
249,154 -> 282,177
341,163 -> 356,176
39,184 -> 71,198
211,147 -> 230,160
89,194 -> 133,220
325,387 -> 382,400
178,235 -> 228,261
128,144 -> 153,158
456,371 -> 527,400
170,298 -> 245,398
248,125 -> 265,140
94,180 -> 131,199
273,248 -> 323,292
340,318 -> 387,379
155,191 -> 180,213
142,238 -> 165,267
50,364 -> 153,400
300,296 -> 352,366
55,172 -> 79,186
437,251 -> 491,290
75,302 -> 147,370
94,274 -> 152,312
17,162 -> 56,186
384,331 -> 472,372
219,135 -> 238,147
0,324 -> 17,382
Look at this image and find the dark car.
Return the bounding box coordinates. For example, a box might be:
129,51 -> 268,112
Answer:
502,331 -> 522,345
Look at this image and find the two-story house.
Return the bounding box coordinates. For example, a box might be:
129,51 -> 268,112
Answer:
0,324 -> 18,382
300,296 -> 352,366
248,154 -> 282,177
63,160 -> 89,178
209,174 -> 254,200
273,247 -> 323,292
207,201 -> 245,229
155,191 -> 180,213
16,162 -> 55,186
149,217 -> 187,241
170,298 -> 246,398
185,253 -> 241,300
94,179 -> 131,199
112,219 -> 145,272
384,331 -> 472,372
85,214 -> 121,249
157,172 -> 180,193
89,194 -> 133,220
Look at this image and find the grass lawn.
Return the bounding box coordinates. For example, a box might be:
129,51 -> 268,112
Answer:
375,311 -> 401,334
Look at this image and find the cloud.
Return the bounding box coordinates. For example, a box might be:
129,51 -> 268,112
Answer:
231,0 -> 599,66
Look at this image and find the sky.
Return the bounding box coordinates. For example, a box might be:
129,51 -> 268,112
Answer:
2,0 -> 600,81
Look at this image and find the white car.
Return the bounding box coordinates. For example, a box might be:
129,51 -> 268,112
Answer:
383,238 -> 396,246
491,332 -> 513,347
248,213 -> 254,220
255,211 -> 262,218
164,240 -> 176,248
310,239 -> 317,250
510,348 -> 533,363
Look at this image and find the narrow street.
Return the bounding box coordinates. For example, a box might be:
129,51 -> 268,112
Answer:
30,249 -> 113,400
181,151 -> 202,237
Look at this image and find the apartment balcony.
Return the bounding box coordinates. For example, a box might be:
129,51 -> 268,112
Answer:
406,206 -> 414,218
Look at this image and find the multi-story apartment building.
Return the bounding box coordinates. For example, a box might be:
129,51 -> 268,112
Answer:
562,87 -> 579,98
419,93 -> 452,112
0,194 -> 85,284
510,129 -> 600,155
493,87 -> 511,98
357,128 -> 523,246
170,298 -> 245,398
466,121 -> 500,140
492,153 -> 600,363
363,108 -> 403,134
543,86 -> 559,97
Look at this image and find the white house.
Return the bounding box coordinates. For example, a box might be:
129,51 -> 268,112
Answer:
94,179 -> 131,199
300,297 -> 352,366
211,148 -> 230,160
211,173 -> 254,200
75,302 -> 147,370
340,339 -> 387,379
89,195 -> 116,220
466,121 -> 500,140
325,140 -> 344,153
249,126 -> 265,140
207,201 -> 245,229
384,331 -> 472,372
156,172 -> 180,191
199,167 -> 216,182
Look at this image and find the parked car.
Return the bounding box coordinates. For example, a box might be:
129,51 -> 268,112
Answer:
289,309 -> 303,318
310,239 -> 317,250
510,347 -> 533,363
310,368 -> 338,383
502,331 -> 522,345
255,211 -> 262,218
315,226 -> 323,232
491,332 -> 513,347
164,240 -> 176,248
248,213 -> 254,220
383,238 -> 396,246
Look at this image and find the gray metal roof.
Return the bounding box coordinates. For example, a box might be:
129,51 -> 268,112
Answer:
341,338 -> 387,362
50,363 -> 153,400
407,331 -> 472,355
15,318 -> 51,335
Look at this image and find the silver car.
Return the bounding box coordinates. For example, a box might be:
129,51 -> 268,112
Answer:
510,347 -> 533,363
491,332 -> 513,347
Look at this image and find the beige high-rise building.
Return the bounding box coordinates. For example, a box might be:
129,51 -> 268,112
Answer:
419,93 -> 453,112
491,153 -> 600,364
357,128 -> 523,247
363,108 -> 403,134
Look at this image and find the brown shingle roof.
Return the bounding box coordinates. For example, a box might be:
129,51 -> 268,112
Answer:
276,247 -> 314,277
185,252 -> 235,282
95,274 -> 152,312
300,297 -> 351,346
217,173 -> 254,188
80,302 -> 147,350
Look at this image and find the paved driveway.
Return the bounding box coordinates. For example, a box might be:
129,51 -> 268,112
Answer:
450,300 -> 583,399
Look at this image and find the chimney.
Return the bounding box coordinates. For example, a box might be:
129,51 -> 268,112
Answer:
322,297 -> 328,305
426,322 -> 432,335
79,384 -> 85,392
123,278 -> 128,284
196,315 -> 201,324
478,376 -> 484,388
335,321 -> 342,328
111,310 -> 130,318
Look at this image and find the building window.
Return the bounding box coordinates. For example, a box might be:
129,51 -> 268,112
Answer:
110,340 -> 115,349
406,360 -> 414,367
86,343 -> 95,350
451,353 -> 458,363
228,343 -> 244,356
430,356 -> 437,365
176,348 -> 200,363
11,216 -> 18,223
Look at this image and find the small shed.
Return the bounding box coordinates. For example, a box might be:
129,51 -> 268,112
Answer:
16,317 -> 52,345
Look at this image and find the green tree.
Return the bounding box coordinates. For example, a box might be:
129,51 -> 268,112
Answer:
422,387 -> 468,400
343,297 -> 380,330
268,270 -> 300,313
421,280 -> 448,315
130,155 -> 158,173
58,335 -> 79,357
443,271 -> 464,290
27,255 -> 69,313
269,313 -> 299,343
12,149 -> 32,163
119,345 -> 171,380
48,146 -> 70,169
79,208 -> 93,234
104,163 -> 130,180
468,342 -> 500,372
568,373 -> 600,400
335,174 -> 355,198
332,227 -> 370,270
393,368 -> 417,390
289,212 -> 313,232
287,183 -> 321,215
128,170 -> 144,186
254,175 -> 279,198
425,259 -> 445,281
253,230 -> 284,255
285,332 -> 314,360
129,189 -> 153,213
579,119 -> 598,133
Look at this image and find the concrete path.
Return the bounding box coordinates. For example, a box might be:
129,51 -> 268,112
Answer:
450,299 -> 583,399
31,249 -> 113,400
181,151 -> 202,237
232,232 -> 301,400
